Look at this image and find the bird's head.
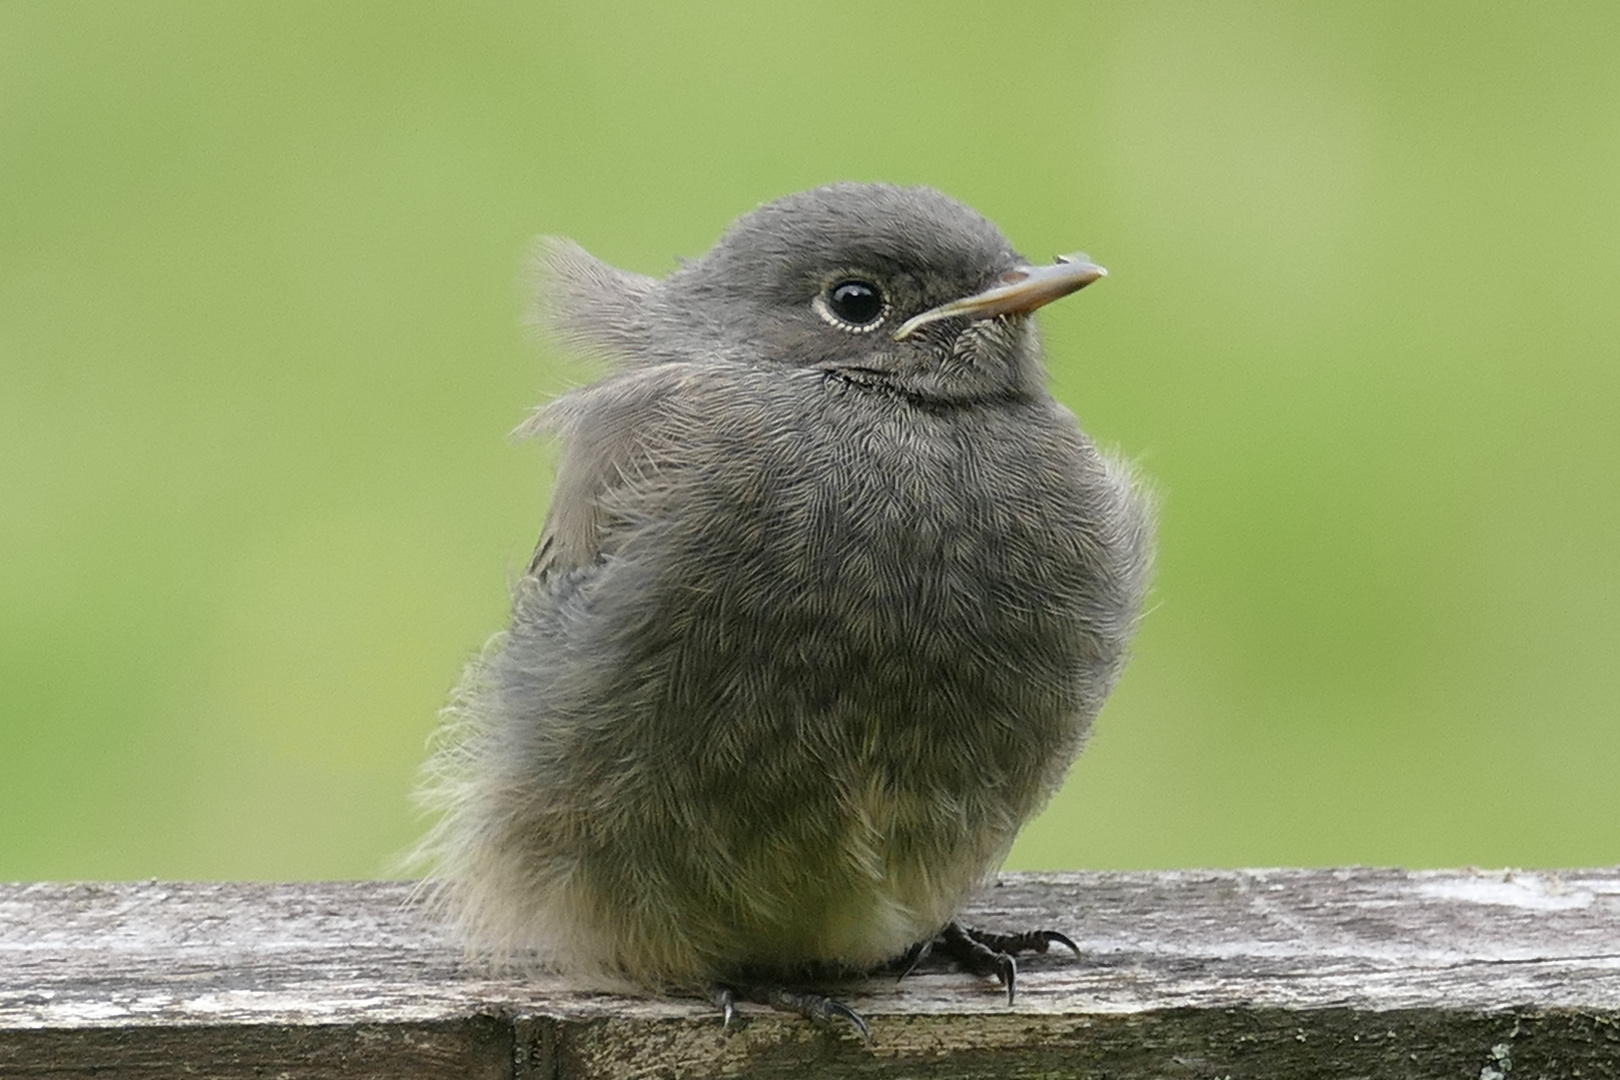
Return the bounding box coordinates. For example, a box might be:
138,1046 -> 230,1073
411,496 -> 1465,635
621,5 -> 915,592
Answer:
533,183 -> 1104,403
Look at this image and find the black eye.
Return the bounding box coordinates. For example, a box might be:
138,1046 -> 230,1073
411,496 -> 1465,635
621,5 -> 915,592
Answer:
825,280 -> 885,326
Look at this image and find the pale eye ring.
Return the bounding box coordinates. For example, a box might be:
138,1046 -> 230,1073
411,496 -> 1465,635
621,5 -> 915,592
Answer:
815,279 -> 888,333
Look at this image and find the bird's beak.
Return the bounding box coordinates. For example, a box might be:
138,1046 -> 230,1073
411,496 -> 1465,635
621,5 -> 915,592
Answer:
891,254 -> 1106,341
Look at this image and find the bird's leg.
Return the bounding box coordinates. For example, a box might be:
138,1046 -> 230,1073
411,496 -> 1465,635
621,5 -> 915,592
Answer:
940,921 -> 1017,1002
936,920 -> 1081,1004
707,982 -> 872,1044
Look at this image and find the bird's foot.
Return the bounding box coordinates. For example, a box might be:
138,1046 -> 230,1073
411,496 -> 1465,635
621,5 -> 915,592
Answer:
930,920 -> 1081,1004
708,982 -> 871,1044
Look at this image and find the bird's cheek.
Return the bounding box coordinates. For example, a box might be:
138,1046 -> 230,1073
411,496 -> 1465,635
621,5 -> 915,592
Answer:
842,344 -> 919,376
885,343 -> 929,368
891,326 -> 955,363
951,318 -> 1024,371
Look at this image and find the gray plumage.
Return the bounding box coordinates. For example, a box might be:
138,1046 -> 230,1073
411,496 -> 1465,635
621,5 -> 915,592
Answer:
417,182 -> 1154,991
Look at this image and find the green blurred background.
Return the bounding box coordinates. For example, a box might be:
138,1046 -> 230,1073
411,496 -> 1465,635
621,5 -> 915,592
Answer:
3,3 -> 1617,882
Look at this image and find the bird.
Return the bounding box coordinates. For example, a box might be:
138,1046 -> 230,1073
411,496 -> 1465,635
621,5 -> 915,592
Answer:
416,182 -> 1154,1037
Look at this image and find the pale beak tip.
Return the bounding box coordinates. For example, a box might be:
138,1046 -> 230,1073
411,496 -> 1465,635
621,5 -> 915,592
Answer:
1056,253 -> 1106,279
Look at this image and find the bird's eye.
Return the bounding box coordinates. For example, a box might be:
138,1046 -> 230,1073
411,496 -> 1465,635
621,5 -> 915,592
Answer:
818,279 -> 887,331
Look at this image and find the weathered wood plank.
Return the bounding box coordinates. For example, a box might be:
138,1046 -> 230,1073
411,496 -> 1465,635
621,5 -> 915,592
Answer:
2,869 -> 1618,1078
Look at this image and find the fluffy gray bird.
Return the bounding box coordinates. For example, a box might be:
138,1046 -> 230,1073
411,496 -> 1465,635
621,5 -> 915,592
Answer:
418,182 -> 1153,1032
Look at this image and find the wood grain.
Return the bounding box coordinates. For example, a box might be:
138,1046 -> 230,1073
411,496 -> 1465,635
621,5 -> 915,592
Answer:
3,869 -> 1618,1077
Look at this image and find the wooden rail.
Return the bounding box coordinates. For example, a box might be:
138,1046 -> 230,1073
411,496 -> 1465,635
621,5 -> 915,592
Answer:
2,869 -> 1618,1078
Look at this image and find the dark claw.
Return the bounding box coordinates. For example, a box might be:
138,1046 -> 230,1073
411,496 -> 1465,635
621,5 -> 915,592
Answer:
998,953 -> 1017,1005
820,998 -> 873,1043
893,938 -> 933,981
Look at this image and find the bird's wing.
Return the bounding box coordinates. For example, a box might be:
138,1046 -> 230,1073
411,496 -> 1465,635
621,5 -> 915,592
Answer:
519,362 -> 701,583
